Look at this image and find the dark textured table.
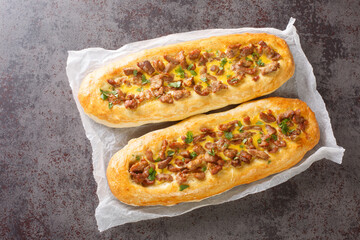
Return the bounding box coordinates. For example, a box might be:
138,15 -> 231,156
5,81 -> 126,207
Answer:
1,1 -> 359,239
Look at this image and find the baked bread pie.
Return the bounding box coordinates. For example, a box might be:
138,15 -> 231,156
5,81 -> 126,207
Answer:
78,33 -> 295,128
107,97 -> 320,206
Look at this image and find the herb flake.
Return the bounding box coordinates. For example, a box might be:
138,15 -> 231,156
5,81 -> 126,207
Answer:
224,131 -> 233,140
184,131 -> 193,144
168,81 -> 181,88
175,66 -> 185,78
179,184 -> 189,191
148,167 -> 156,181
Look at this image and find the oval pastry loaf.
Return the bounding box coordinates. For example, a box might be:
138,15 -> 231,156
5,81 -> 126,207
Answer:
107,97 -> 320,206
78,33 -> 295,128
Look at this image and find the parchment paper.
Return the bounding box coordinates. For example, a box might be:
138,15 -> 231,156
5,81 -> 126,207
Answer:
66,18 -> 345,232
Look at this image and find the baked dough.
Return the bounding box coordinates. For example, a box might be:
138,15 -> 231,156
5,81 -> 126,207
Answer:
107,97 -> 320,206
78,33 -> 295,128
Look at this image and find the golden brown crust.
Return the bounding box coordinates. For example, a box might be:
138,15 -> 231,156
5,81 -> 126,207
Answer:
78,33 -> 295,128
106,97 -> 320,206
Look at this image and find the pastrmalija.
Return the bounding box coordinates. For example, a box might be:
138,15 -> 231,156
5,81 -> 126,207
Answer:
107,97 -> 320,206
78,33 -> 294,128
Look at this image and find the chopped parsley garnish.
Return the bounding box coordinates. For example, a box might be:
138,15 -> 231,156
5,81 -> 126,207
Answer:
242,138 -> 248,144
184,131 -> 193,144
224,131 -> 233,140
155,157 -> 161,162
190,152 -> 197,159
239,126 -> 244,133
257,139 -> 262,144
245,57 -> 252,62
141,75 -> 150,85
108,102 -> 113,109
135,155 -> 140,161
167,150 -> 175,157
133,70 -> 138,76
255,121 -> 263,125
237,121 -> 243,127
136,87 -> 143,92
190,70 -> 197,76
279,118 -> 290,134
200,77 -> 208,83
179,184 -> 189,191
230,78 -> 239,83
226,74 -> 232,79
175,66 -> 185,78
187,64 -> 194,70
168,81 -> 181,88
100,89 -> 118,100
202,166 -> 207,172
216,50 -> 220,56
148,167 -> 156,181
219,58 -> 227,70
256,59 -> 265,66
208,148 -> 215,156
268,160 -> 271,164
260,131 -> 264,135
240,145 -> 244,148
271,134 -> 278,141
252,52 -> 259,58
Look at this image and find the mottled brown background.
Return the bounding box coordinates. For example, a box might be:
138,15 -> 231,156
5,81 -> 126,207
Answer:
0,0 -> 359,239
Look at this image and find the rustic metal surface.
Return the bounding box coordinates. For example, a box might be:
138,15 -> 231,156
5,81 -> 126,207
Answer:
0,0 -> 359,239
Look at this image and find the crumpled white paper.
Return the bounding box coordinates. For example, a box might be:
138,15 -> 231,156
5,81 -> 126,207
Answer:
66,18 -> 345,232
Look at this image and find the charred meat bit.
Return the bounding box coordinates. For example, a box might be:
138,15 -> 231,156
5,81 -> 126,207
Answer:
124,99 -> 138,109
225,44 -> 241,58
218,120 -> 238,132
261,62 -> 280,75
239,44 -> 254,58
211,81 -> 228,93
253,76 -> 260,82
204,152 -> 219,163
265,125 -> 277,135
243,116 -> 251,125
209,163 -> 222,175
193,172 -> 206,180
177,50 -> 188,69
215,138 -> 230,151
245,137 -> 256,149
227,74 -> 245,86
194,85 -> 211,96
260,112 -> 276,123
248,149 -> 270,160
159,93 -> 174,104
156,173 -> 173,182
169,141 -> 187,149
183,77 -> 195,87
205,142 -> 217,150
180,150 -> 191,158
187,158 -> 204,171
193,144 -> 206,155
168,164 -> 182,172
277,110 -> 295,124
238,58 -> 253,67
123,67 -> 138,76
137,60 -> 155,75
239,150 -> 252,163
173,89 -> 191,101
164,54 -> 180,65
152,60 -> 165,72
129,159 -> 149,173
193,133 -> 207,144
159,140 -> 168,160
164,62 -> 176,73
107,78 -> 121,87
158,156 -> 172,169
224,148 -> 238,159
198,54 -> 208,66
145,149 -> 154,162
176,172 -> 188,184
210,65 -> 219,73
153,86 -> 165,98
149,75 -> 164,89
189,49 -> 201,60
274,138 -> 286,147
